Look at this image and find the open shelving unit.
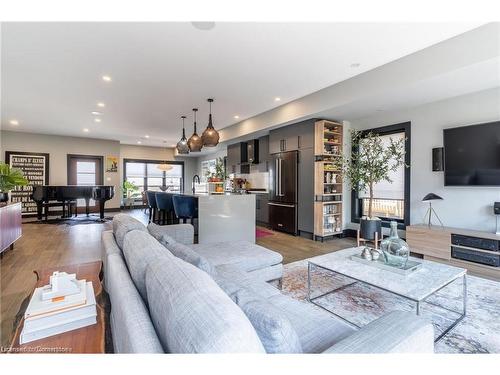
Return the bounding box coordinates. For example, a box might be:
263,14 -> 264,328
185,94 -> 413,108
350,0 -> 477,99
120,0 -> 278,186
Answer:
313,120 -> 344,241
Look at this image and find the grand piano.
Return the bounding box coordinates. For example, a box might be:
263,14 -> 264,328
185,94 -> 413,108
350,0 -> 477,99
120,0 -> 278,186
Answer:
32,185 -> 115,220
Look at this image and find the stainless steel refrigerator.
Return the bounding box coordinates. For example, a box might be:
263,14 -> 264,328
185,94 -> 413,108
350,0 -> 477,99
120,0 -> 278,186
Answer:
268,150 -> 298,235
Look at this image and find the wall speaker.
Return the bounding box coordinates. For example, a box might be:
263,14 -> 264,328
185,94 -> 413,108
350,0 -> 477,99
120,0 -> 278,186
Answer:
432,147 -> 444,171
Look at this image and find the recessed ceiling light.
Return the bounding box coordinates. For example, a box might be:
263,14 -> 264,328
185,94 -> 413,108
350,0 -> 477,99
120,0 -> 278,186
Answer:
83,128 -> 89,133
94,118 -> 102,123
191,22 -> 216,31
9,119 -> 19,126
102,75 -> 112,82
97,102 -> 105,108
350,63 -> 361,68
91,111 -> 102,116
274,97 -> 281,102
234,115 -> 240,119
144,135 -> 150,138
137,141 -> 142,144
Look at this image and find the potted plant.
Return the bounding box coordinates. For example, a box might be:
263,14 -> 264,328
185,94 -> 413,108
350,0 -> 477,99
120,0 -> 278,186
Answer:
337,130 -> 407,241
0,163 -> 29,203
122,180 -> 139,208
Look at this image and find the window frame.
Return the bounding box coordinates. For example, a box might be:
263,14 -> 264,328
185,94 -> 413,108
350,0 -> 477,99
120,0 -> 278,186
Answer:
123,158 -> 185,196
350,122 -> 411,230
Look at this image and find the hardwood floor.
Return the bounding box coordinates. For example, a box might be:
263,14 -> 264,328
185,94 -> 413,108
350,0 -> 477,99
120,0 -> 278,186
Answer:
0,209 -> 355,347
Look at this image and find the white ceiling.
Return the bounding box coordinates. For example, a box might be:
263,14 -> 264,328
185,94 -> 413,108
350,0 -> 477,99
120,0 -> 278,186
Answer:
1,22 -> 481,147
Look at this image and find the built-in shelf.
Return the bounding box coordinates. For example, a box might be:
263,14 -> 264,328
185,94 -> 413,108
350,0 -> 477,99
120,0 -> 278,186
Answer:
314,120 -> 343,241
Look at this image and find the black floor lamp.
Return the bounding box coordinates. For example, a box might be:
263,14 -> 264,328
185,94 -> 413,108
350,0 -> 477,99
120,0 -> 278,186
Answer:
422,193 -> 444,227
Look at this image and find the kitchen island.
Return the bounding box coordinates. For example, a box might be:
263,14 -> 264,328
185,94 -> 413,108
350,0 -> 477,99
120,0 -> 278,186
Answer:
192,193 -> 256,244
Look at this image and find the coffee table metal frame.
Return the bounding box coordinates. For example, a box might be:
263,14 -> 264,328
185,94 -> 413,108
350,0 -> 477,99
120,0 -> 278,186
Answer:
307,261 -> 467,343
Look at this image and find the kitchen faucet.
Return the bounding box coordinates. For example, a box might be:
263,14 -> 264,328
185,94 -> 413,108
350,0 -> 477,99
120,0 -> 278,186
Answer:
192,174 -> 200,194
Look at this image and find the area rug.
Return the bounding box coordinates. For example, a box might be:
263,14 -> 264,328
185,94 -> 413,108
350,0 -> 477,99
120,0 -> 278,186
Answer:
281,256 -> 500,354
24,215 -> 113,225
256,228 -> 274,238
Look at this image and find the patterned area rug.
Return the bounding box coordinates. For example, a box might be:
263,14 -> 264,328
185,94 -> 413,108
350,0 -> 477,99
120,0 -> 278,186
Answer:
256,228 -> 274,238
281,257 -> 500,353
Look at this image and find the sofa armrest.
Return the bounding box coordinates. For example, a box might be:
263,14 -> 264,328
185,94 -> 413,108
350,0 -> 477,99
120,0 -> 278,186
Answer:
323,311 -> 434,353
150,223 -> 194,245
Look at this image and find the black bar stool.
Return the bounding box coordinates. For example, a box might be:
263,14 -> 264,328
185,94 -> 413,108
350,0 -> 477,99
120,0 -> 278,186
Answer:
172,195 -> 198,224
155,192 -> 175,225
145,191 -> 158,223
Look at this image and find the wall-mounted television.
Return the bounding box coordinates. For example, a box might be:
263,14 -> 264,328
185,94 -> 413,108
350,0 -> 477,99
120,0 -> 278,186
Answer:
444,121 -> 500,186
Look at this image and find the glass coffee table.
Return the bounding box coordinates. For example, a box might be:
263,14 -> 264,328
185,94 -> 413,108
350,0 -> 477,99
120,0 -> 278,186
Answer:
307,247 -> 467,342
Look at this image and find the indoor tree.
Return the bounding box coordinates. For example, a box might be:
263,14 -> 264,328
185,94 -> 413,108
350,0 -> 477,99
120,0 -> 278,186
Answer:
337,130 -> 407,238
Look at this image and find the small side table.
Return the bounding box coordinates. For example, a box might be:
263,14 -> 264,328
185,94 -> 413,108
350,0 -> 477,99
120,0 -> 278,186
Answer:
8,261 -> 108,353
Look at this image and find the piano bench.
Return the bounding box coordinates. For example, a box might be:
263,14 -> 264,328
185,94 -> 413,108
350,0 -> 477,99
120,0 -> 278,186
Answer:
41,201 -> 77,220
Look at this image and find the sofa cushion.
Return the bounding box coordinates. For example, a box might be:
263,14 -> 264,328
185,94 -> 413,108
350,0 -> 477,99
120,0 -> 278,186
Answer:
122,229 -> 173,301
214,264 -> 281,299
216,276 -> 302,354
147,222 -> 194,245
267,294 -> 356,353
145,257 -> 265,353
152,233 -> 216,275
147,223 -> 177,244
106,253 -> 164,353
113,214 -> 147,249
190,240 -> 283,272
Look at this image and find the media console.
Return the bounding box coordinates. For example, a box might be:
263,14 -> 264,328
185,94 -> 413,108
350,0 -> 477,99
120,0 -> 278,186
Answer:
406,225 -> 500,281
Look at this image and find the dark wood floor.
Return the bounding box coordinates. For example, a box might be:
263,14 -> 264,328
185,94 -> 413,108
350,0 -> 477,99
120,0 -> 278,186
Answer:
0,209 -> 355,347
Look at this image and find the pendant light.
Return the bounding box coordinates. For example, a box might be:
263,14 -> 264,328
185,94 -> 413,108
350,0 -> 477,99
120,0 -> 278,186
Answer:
202,98 -> 220,147
157,163 -> 173,172
176,115 -> 190,155
187,108 -> 203,152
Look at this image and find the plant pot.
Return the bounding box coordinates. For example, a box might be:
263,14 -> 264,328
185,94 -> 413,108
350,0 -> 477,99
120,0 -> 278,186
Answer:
359,217 -> 382,241
0,192 -> 9,203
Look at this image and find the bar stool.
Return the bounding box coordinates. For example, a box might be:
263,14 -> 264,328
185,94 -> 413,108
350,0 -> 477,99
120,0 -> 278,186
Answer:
145,191 -> 158,223
172,195 -> 198,225
155,192 -> 175,225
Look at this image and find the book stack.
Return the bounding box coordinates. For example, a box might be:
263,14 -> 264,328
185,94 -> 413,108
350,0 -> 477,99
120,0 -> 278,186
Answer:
20,279 -> 97,344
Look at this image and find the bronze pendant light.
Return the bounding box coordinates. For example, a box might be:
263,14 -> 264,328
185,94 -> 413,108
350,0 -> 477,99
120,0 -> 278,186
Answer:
187,108 -> 203,152
202,98 -> 220,147
176,115 -> 190,155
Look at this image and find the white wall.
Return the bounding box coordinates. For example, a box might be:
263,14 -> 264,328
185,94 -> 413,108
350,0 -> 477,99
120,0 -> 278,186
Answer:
1,131 -> 122,208
0,131 -> 198,209
349,87 -> 500,233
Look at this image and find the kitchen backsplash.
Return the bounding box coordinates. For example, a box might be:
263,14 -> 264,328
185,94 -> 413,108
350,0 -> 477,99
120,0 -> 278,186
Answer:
236,170 -> 269,190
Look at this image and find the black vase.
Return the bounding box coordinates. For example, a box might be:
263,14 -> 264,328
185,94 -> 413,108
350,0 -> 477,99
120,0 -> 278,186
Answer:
0,192 -> 9,203
360,217 -> 382,241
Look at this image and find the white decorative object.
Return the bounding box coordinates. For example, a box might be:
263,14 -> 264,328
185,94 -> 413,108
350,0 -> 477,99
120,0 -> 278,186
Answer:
41,271 -> 81,300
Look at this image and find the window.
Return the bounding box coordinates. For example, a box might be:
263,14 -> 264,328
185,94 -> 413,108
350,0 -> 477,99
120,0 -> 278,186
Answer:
351,122 -> 411,228
67,154 -> 104,208
123,159 -> 184,200
198,159 -> 217,193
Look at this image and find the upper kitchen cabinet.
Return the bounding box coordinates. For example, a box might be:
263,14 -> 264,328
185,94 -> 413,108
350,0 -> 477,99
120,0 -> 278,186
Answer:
257,135 -> 269,172
227,142 -> 249,174
269,119 -> 315,153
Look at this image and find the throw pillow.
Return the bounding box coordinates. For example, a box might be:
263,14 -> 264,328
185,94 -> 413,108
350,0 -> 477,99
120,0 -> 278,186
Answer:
163,240 -> 216,277
215,275 -> 302,354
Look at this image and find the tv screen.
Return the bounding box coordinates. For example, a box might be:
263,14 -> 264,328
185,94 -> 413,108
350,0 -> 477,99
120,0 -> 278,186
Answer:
444,121 -> 500,186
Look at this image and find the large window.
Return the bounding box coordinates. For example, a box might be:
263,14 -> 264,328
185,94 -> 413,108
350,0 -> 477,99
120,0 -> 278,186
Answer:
351,122 -> 411,228
124,159 -> 184,199
67,154 -> 103,208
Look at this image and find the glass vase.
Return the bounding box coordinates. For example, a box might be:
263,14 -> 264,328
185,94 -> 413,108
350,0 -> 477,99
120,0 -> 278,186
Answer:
381,221 -> 410,268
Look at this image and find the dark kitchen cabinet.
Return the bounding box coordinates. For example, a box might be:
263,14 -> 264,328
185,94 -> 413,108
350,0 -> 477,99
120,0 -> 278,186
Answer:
269,119 -> 315,153
257,135 -> 269,172
255,194 -> 269,224
227,142 -> 249,174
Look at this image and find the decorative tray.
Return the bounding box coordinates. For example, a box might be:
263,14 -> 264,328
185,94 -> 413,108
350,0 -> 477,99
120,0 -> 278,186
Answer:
349,254 -> 422,276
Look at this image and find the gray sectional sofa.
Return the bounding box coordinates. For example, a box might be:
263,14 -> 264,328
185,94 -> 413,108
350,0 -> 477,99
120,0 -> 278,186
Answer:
102,214 -> 434,353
